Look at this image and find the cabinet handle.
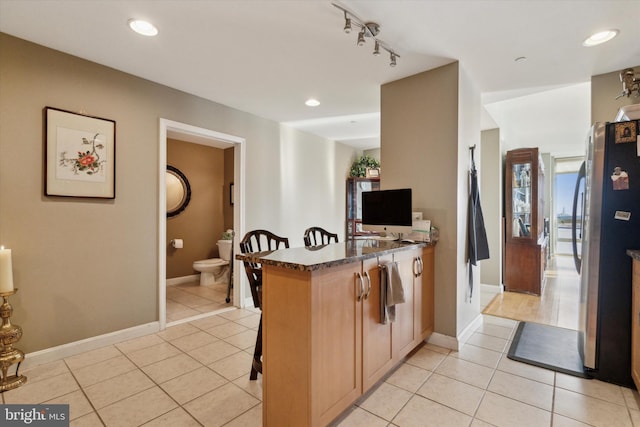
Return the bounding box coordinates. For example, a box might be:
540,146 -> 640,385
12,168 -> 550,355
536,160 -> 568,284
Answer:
418,256 -> 424,276
356,272 -> 365,301
414,257 -> 424,277
363,271 -> 372,299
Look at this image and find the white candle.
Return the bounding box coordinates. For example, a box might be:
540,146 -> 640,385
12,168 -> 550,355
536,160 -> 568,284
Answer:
0,246 -> 14,294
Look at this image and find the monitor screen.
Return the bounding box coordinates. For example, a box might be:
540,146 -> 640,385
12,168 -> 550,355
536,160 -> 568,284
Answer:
361,188 -> 413,236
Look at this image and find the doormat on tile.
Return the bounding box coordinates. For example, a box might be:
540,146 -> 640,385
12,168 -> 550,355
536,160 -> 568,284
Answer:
507,321 -> 589,378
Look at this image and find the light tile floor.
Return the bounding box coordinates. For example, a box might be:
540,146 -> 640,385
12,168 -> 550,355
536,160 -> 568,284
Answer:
166,278 -> 232,322
4,310 -> 639,427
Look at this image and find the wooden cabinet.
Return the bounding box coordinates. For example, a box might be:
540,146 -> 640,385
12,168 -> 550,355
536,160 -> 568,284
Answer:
362,254 -> 394,391
261,245 -> 435,427
346,177 -> 380,239
632,258 -> 640,390
416,246 -> 435,341
504,147 -> 547,295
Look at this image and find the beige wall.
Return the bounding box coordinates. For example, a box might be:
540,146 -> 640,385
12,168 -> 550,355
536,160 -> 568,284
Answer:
0,33 -> 358,353
381,62 -> 483,338
479,129 -> 502,287
166,139 -> 227,279
591,65 -> 640,123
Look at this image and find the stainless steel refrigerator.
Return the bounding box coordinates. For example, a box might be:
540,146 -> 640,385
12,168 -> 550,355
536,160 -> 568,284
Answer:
572,120 -> 639,387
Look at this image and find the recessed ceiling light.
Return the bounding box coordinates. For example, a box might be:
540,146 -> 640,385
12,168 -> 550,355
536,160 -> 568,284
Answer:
128,19 -> 158,36
582,30 -> 619,47
305,99 -> 320,107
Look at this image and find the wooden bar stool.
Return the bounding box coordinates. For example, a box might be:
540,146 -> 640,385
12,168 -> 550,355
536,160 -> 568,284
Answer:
239,229 -> 289,380
303,226 -> 338,246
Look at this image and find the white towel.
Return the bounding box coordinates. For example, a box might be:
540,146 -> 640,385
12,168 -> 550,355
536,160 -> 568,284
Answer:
381,261 -> 405,323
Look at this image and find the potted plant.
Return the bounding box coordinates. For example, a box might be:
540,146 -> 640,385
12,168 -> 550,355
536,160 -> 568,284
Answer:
349,155 -> 380,178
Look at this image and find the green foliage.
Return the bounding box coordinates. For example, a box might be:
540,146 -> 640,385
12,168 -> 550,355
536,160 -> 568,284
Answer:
349,155 -> 380,177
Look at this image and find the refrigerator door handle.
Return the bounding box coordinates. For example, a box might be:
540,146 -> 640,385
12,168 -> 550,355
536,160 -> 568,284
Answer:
572,161 -> 586,273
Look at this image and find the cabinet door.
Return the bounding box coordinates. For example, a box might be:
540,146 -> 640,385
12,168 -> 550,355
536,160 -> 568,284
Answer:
632,261 -> 640,390
362,256 -> 394,392
415,247 -> 435,341
510,160 -> 533,239
506,148 -> 541,243
392,250 -> 417,360
311,262 -> 363,425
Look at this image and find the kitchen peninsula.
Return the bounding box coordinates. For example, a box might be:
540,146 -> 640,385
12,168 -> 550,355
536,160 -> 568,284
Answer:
237,239 -> 435,426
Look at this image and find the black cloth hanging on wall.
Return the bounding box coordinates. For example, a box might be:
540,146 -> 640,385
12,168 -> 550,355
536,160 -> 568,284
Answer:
467,147 -> 490,300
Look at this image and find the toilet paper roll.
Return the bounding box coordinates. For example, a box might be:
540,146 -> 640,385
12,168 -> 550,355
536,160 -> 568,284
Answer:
171,239 -> 183,249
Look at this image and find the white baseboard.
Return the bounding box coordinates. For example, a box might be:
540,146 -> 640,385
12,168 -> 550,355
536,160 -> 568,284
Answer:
166,275 -> 199,286
427,314 -> 484,351
427,332 -> 459,350
457,314 -> 484,348
23,322 -> 160,370
481,283 -> 503,293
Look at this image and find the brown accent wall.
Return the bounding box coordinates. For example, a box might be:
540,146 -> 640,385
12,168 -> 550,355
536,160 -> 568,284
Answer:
166,139 -> 228,279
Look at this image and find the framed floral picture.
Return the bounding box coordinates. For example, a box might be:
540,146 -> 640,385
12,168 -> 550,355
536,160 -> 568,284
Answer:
45,107 -> 116,198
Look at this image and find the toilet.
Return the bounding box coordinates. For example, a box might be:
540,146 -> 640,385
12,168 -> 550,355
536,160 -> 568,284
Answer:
193,239 -> 233,286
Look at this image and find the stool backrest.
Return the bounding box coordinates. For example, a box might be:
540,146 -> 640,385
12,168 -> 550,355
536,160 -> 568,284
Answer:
239,229 -> 289,309
303,227 -> 338,247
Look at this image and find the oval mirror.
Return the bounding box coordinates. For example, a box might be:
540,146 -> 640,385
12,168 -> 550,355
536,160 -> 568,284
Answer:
166,165 -> 191,217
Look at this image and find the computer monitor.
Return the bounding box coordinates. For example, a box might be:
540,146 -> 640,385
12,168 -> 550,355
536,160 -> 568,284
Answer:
361,188 -> 413,237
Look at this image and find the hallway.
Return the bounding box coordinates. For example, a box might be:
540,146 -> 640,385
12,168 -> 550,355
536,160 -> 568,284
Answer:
483,255 -> 580,330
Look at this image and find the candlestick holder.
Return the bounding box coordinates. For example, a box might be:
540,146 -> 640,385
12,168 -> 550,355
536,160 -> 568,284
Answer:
0,289 -> 27,392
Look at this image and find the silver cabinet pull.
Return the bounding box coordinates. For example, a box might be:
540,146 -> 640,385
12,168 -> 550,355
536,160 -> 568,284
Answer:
413,258 -> 419,277
418,256 -> 424,276
356,272 -> 365,301
363,271 -> 372,299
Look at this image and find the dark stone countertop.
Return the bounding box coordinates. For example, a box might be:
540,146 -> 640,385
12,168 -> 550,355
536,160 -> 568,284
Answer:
627,250 -> 640,261
236,239 -> 436,271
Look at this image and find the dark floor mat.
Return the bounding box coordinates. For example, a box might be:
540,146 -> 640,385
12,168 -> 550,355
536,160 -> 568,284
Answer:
507,321 -> 589,378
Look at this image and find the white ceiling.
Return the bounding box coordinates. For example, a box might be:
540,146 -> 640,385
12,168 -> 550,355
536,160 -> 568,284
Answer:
1,0 -> 639,155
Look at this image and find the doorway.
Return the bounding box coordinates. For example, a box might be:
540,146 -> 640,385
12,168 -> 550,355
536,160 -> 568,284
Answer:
158,119 -> 246,330
483,156 -> 585,331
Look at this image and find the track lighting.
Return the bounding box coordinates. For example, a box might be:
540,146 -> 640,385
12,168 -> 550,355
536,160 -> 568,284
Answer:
332,2 -> 400,67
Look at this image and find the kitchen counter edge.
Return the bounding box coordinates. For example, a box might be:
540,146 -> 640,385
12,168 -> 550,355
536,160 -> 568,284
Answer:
236,240 -> 436,272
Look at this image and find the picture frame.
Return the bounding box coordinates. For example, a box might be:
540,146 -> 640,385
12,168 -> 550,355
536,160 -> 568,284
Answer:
366,167 -> 380,178
45,107 -> 116,198
614,121 -> 637,144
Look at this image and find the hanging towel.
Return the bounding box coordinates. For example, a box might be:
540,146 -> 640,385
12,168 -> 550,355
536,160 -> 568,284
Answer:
380,261 -> 405,324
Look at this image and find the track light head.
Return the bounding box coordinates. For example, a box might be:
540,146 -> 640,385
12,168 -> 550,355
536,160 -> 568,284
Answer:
373,40 -> 380,56
343,13 -> 351,33
390,52 -> 397,67
357,30 -> 366,46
